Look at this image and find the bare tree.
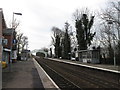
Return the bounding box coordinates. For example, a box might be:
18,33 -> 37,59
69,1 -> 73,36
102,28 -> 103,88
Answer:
101,0 -> 120,41
73,8 -> 91,21
8,18 -> 20,30
51,26 -> 64,58
16,33 -> 23,55
99,22 -> 114,61
73,8 -> 96,50
99,0 -> 120,64
21,36 -> 28,51
41,47 -> 49,52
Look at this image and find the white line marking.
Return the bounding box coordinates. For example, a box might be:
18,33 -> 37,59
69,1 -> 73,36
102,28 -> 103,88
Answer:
33,58 -> 60,89
48,58 -> 120,74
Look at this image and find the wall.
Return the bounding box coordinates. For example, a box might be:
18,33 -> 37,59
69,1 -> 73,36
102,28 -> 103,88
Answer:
0,8 -> 3,90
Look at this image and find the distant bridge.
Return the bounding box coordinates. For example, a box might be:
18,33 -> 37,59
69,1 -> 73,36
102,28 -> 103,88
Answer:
31,49 -> 47,57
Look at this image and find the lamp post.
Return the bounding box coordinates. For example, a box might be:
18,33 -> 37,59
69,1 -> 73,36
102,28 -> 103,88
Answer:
108,21 -> 116,66
10,12 -> 22,66
12,12 -> 22,28
9,12 -> 22,70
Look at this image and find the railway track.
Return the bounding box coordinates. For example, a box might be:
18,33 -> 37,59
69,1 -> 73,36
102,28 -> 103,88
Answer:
35,58 -> 120,89
38,59 -> 80,89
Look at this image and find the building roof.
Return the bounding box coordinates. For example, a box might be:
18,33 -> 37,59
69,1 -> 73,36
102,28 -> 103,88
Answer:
0,8 -> 7,29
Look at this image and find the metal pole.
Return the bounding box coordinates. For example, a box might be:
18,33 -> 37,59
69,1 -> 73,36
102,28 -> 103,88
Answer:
108,20 -> 116,66
9,12 -> 14,72
113,27 -> 116,66
111,22 -> 116,66
0,8 -> 3,89
113,41 -> 116,66
12,12 -> 14,28
77,45 -> 79,61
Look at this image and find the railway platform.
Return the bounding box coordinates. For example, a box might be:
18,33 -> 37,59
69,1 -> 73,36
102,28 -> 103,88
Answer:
2,58 -> 59,89
2,57 -> 119,89
48,58 -> 120,73
36,58 -> 120,89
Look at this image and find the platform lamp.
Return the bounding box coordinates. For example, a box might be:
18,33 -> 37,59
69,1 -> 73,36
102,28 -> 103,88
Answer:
12,12 -> 22,28
108,20 -> 116,66
11,12 -> 22,60
9,12 -> 22,71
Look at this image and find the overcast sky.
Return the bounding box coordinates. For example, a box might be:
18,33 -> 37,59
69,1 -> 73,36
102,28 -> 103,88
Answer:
1,0 -> 108,51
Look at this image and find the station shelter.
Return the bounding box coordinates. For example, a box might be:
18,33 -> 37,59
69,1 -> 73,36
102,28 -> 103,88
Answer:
78,49 -> 100,64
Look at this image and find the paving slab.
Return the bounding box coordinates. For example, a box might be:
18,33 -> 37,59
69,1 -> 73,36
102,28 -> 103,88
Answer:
2,58 -> 44,89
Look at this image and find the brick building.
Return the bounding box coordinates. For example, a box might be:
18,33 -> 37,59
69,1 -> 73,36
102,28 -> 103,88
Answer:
0,8 -> 7,62
2,28 -> 13,64
0,9 -> 3,63
0,8 -> 17,64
